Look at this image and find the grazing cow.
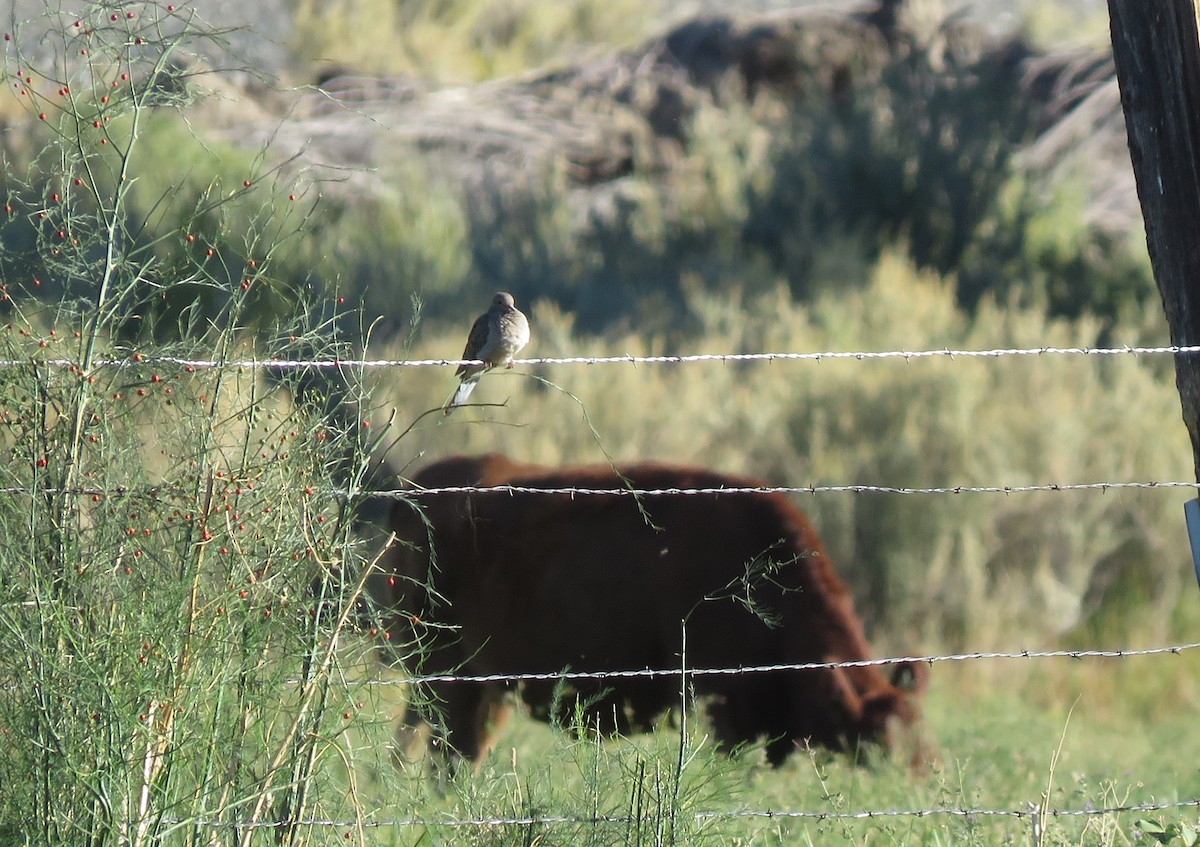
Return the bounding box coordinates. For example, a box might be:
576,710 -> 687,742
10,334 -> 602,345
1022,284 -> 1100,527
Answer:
370,454 -> 929,769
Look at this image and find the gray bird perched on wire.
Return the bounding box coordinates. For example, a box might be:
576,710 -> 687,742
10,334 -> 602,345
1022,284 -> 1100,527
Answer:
444,291 -> 530,414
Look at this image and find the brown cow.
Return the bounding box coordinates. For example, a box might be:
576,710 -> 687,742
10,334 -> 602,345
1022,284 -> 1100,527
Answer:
370,454 -> 929,769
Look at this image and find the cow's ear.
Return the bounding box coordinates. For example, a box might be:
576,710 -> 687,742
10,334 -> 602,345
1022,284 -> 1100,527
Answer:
890,661 -> 930,694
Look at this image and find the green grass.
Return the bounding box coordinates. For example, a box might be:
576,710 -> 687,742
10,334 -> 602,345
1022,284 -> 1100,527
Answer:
328,649 -> 1200,846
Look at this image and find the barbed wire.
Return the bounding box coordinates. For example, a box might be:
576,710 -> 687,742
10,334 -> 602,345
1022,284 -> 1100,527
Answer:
335,642 -> 1200,687
3,478 -> 1196,500
383,479 -> 1200,498
177,796 -> 1200,830
3,342 -> 1200,372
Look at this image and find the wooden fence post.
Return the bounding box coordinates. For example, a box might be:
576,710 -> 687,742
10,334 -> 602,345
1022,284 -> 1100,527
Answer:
1108,0 -> 1200,481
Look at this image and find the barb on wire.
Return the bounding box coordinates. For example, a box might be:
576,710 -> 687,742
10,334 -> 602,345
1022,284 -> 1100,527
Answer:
173,796 -> 1200,829
3,342 -> 1200,372
330,642 -> 1200,687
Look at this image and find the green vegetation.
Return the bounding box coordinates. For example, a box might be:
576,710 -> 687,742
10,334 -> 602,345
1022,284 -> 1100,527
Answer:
298,665 -> 1200,846
0,4 -> 397,842
0,0 -> 1193,844
289,0 -> 664,81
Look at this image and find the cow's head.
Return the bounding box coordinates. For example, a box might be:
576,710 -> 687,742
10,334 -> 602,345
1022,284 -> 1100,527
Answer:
858,660 -> 935,771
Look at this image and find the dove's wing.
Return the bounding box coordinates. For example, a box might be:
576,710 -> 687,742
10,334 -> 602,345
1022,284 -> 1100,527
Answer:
457,311 -> 492,377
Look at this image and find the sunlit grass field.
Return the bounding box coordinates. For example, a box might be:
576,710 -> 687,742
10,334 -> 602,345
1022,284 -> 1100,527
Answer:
330,649 -> 1200,846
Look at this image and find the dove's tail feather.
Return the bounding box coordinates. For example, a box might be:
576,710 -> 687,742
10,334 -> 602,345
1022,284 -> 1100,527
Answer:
443,377 -> 480,415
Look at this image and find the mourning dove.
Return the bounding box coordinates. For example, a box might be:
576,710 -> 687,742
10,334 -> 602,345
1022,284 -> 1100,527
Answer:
444,292 -> 530,414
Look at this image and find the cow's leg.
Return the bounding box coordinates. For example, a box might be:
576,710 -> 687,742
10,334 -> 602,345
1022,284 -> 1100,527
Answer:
394,701 -> 431,766
788,666 -> 864,756
424,681 -> 510,771
705,676 -> 790,762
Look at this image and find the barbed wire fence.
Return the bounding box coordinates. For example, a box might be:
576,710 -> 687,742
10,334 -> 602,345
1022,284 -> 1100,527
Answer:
6,341 -> 1200,838
2,340 -> 1200,371
170,794 -> 1200,832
